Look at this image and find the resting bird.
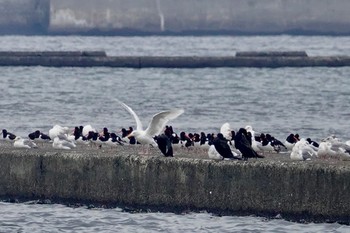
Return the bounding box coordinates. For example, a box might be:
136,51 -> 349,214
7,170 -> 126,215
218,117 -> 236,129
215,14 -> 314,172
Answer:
306,138 -> 319,148
234,128 -> 264,160
105,133 -> 124,148
28,130 -> 51,145
52,137 -> 76,150
212,133 -> 241,160
245,125 -> 262,153
2,129 -> 16,141
317,139 -> 350,160
117,100 -> 184,155
220,122 -> 236,148
156,133 -> 174,157
290,138 -> 318,161
208,145 -> 223,160
13,137 -> 38,149
49,125 -> 71,141
284,133 -> 299,150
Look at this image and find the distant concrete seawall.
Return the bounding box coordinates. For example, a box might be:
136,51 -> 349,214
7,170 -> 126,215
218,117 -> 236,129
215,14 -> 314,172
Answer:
1,150 -> 350,223
48,0 -> 350,35
0,51 -> 350,68
0,0 -> 50,34
1,0 -> 350,35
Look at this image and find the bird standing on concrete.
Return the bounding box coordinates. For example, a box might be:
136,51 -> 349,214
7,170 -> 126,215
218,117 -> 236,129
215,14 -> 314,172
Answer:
2,129 -> 16,141
13,136 -> 38,149
156,134 -> 173,157
52,136 -> 76,150
234,128 -> 264,160
212,133 -> 241,160
117,100 -> 184,155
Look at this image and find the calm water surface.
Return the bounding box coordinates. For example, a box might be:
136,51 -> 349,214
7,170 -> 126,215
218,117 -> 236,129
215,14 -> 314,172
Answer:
1,35 -> 350,56
0,202 -> 349,233
0,66 -> 349,142
0,35 -> 350,232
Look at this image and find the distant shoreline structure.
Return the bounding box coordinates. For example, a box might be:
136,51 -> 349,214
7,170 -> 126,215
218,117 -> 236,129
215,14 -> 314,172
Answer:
8,30 -> 350,37
1,0 -> 350,36
0,50 -> 350,68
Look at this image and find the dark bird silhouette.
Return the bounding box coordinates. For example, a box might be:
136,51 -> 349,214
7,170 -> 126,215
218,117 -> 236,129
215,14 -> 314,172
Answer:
28,130 -> 51,143
28,130 -> 41,140
180,131 -> 193,148
109,133 -> 124,145
234,128 -> 264,160
170,133 -> 180,144
200,132 -> 207,145
2,129 -> 16,141
286,133 -> 299,144
266,133 -> 287,152
39,132 -> 51,141
98,127 -> 110,142
213,133 -> 241,160
306,138 -> 319,148
156,130 -> 173,157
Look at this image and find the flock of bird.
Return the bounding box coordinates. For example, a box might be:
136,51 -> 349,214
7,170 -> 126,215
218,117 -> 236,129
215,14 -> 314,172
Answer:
2,100 -> 350,161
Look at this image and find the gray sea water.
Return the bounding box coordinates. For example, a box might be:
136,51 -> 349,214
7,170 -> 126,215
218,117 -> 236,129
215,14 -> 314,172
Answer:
1,35 -> 350,232
1,202 -> 349,233
1,63 -> 350,142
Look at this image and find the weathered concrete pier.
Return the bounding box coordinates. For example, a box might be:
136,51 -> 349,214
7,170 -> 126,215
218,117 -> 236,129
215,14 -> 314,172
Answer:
0,147 -> 350,223
1,51 -> 350,68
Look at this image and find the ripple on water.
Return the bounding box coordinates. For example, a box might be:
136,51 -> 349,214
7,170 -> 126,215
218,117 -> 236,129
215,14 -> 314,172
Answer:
2,202 -> 350,232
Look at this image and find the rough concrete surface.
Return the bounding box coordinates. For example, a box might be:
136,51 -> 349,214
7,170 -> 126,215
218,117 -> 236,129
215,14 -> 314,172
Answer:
0,140 -> 349,223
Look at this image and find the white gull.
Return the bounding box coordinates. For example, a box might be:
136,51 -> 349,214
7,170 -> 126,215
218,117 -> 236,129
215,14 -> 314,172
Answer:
52,137 -> 76,150
117,100 -> 184,154
290,138 -> 318,161
13,137 -> 38,149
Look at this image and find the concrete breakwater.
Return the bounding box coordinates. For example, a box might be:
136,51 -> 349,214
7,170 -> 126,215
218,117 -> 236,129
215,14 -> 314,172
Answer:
47,0 -> 350,35
1,149 -> 350,223
1,51 -> 350,68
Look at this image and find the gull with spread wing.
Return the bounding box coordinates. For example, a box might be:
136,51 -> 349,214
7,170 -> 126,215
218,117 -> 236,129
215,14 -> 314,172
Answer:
118,100 -> 184,155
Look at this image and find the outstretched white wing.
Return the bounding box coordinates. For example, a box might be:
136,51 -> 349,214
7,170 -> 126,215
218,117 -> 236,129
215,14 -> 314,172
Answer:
145,108 -> 184,137
117,100 -> 144,131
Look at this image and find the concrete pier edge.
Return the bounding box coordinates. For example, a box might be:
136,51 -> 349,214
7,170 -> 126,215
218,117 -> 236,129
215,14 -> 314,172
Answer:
0,51 -> 350,68
1,150 -> 350,224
